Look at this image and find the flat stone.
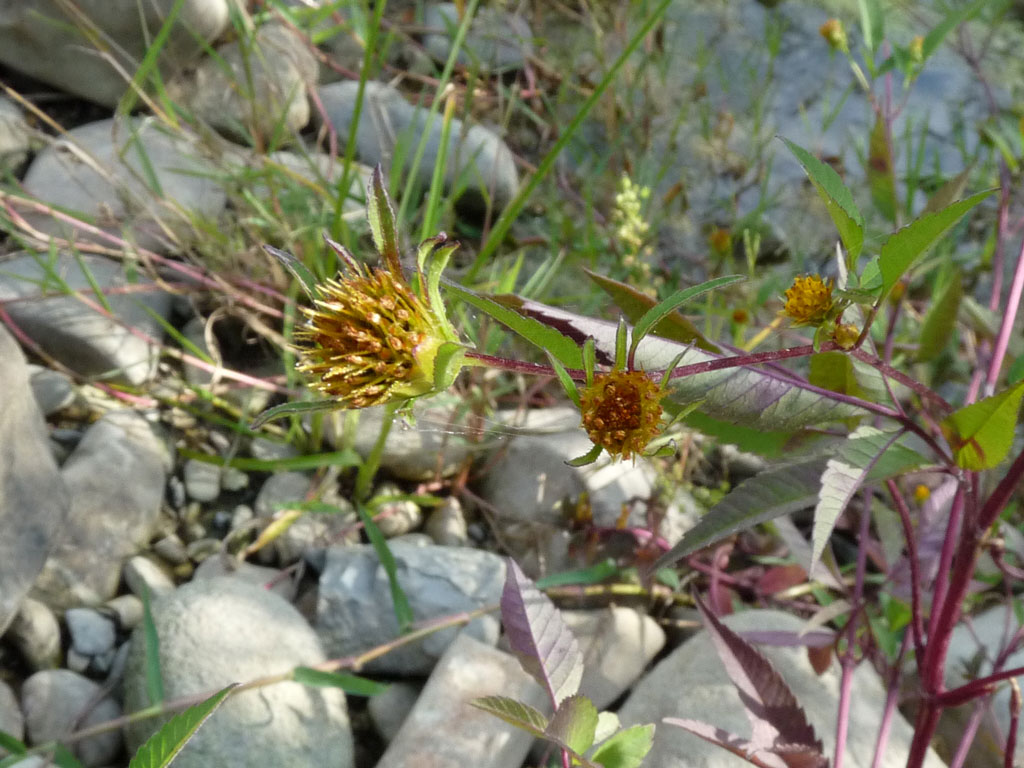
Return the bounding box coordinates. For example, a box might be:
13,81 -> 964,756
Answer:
123,555 -> 176,598
316,543 -> 504,674
33,411 -> 168,608
65,608 -> 117,658
27,366 -> 76,416
104,594 -> 144,631
21,670 -> 122,767
5,598 -> 61,670
422,3 -> 533,72
617,609 -> 944,767
0,252 -> 173,385
192,556 -> 296,601
152,534 -> 190,566
0,1 -> 229,107
318,80 -> 519,212
0,327 -> 69,636
0,94 -> 33,171
372,482 -> 423,538
250,437 -> 300,462
123,578 -> 353,768
425,496 -> 469,547
20,117 -> 227,253
183,459 -> 222,503
367,681 -> 421,743
375,633 -> 546,768
0,680 -> 24,754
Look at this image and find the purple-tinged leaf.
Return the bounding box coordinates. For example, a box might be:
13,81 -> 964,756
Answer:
501,559 -> 584,707
693,595 -> 828,766
662,719 -> 785,768
738,630 -> 836,649
471,695 -> 599,767
546,694 -> 598,756
470,695 -> 548,738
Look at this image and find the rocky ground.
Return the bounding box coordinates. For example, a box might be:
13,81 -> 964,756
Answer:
0,1 -> 1021,767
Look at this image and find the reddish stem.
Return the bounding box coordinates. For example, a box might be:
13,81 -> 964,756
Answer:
887,479 -> 924,663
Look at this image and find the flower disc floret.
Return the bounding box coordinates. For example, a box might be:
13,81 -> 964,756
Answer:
579,369 -> 664,461
294,263 -> 442,408
783,274 -> 834,326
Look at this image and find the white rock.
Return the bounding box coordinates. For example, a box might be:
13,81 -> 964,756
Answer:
0,94 -> 33,170
104,594 -> 144,631
5,599 -> 61,671
27,366 -> 76,416
123,556 -> 176,598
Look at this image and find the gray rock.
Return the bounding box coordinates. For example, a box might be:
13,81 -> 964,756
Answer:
562,607 -> 666,710
0,327 -> 69,635
0,252 -> 173,385
27,366 -> 76,416
617,610 -> 944,768
255,471 -> 311,517
171,23 -> 317,142
273,501 -> 359,566
317,543 -> 505,674
0,680 -> 24,752
33,411 -> 167,608
185,537 -> 221,563
367,681 -> 421,743
0,1 -> 229,107
425,496 -> 469,547
21,670 -> 122,767
65,608 -> 116,657
372,482 -> 423,538
220,466 -> 249,492
152,534 -> 190,566
183,459 -> 222,503
250,436 -> 300,462
104,594 -> 144,631
375,633 -> 547,768
422,3 -> 533,72
123,578 -> 353,768
20,117 -> 227,253
0,94 -> 33,171
227,149 -> 372,214
192,556 -> 296,601
317,80 -> 518,211
5,598 -> 61,670
123,555 -> 176,598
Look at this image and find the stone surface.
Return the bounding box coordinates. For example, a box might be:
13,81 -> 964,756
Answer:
20,117 -> 227,253
0,326 -> 69,636
422,3 -> 533,72
172,23 -> 317,142
372,482 -> 423,538
65,608 -> 117,658
367,681 -> 421,743
317,543 -> 505,674
0,1 -> 229,107
21,670 -> 122,767
255,471 -> 311,517
375,633 -> 547,768
192,556 -> 296,601
425,496 -> 469,547
123,555 -> 176,598
617,610 -> 944,768
0,94 -> 33,171
105,594 -> 144,631
563,606 -> 666,710
5,598 -> 61,671
318,80 -> 518,211
123,577 -> 353,768
27,366 -> 76,416
33,411 -> 168,608
183,458 -> 222,503
0,680 -> 23,752
0,252 -> 173,385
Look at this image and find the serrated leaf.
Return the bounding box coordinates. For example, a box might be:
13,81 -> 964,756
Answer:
128,685 -> 236,768
921,167 -> 973,216
367,166 -> 402,276
941,380 -> 1024,470
263,244 -> 318,300
591,723 -> 656,768
594,712 -> 621,745
867,113 -> 897,223
470,695 -> 549,738
662,720 -> 763,766
782,138 -> 864,263
917,272 -> 963,361
292,667 -> 388,696
502,559 -> 584,706
878,190 -> 992,300
584,269 -> 720,352
250,399 -> 340,430
547,694 -> 599,756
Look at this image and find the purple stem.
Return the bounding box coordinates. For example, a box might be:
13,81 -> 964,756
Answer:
985,231 -> 1024,395
949,702 -> 986,768
887,480 -> 924,663
870,631 -> 909,768
926,485 -> 966,644
935,664 -> 1024,708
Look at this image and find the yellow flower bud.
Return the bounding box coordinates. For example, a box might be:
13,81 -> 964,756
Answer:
833,323 -> 860,350
820,19 -> 848,53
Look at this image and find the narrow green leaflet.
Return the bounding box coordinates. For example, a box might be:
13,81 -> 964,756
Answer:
141,586 -> 164,706
250,399 -> 341,430
471,695 -> 550,738
432,341 -> 466,392
918,272 -> 963,362
782,138 -> 864,263
921,0 -> 989,63
878,190 -> 992,300
179,447 -> 361,473
263,244 -> 318,300
357,503 -> 414,632
590,724 -> 656,768
366,166 -> 402,276
0,731 -> 26,757
292,667 -> 388,696
858,0 -> 884,55
922,167 -> 973,216
53,745 -> 85,768
941,380 -> 1024,470
128,685 -> 236,768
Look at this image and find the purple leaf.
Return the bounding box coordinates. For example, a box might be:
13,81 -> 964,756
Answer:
501,558 -> 584,707
663,719 -> 786,768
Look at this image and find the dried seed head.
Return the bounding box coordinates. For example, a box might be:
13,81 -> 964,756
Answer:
783,274 -> 834,326
579,369 -> 664,461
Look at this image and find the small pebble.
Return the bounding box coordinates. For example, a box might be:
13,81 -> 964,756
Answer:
152,534 -> 190,565
105,594 -> 144,630
123,555 -> 175,598
250,436 -> 300,461
65,607 -> 116,657
255,471 -> 311,517
183,458 -> 221,502
221,466 -> 249,492
372,482 -> 423,538
425,497 -> 468,546
7,598 -> 61,670
186,537 -> 221,562
28,365 -> 75,415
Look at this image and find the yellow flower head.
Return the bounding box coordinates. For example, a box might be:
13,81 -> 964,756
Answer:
819,19 -> 848,52
783,274 -> 834,326
580,369 -> 664,461
833,322 -> 860,350
913,484 -> 931,504
294,260 -> 444,409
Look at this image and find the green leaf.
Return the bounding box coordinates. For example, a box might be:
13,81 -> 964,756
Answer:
590,724 -> 655,768
179,448 -> 361,474
547,695 -> 598,756
128,685 -> 236,768
568,444 -> 604,467
470,695 -> 549,738
52,745 -> 85,768
432,342 -> 466,392
250,399 -> 341,430
141,586 -> 164,706
921,166 -> 974,216
356,503 -> 414,632
942,380 -> 1024,470
867,113 -> 897,223
584,269 -> 720,352
809,351 -> 887,402
682,411 -> 792,458
921,0 -> 989,63
917,272 -> 963,362
859,0 -> 884,54
547,353 -> 582,409
292,667 -> 388,696
878,190 -> 992,300
782,138 -> 864,263
628,275 -> 745,361
367,165 -> 402,276
263,244 -> 319,300
535,560 -> 620,589
0,730 -> 26,756
442,280 -> 583,369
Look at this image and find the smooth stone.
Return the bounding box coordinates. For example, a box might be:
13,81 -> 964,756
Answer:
367,681 -> 421,743
255,471 -> 311,517
192,556 -> 296,601
171,23 -> 317,142
317,80 -> 519,211
316,543 -> 504,674
0,1 -> 229,107
65,608 -> 116,657
0,680 -> 24,752
33,412 -> 168,608
183,459 -> 222,503
0,252 -> 172,385
0,94 -> 33,170
424,496 -> 469,547
152,534 -> 190,566
27,366 -> 76,415
123,578 -> 353,768
562,607 -> 666,710
617,610 -> 944,767
123,556 -> 176,598
104,594 -> 144,631
5,598 -> 61,671
21,117 -> 227,253
184,537 -> 221,562
21,670 -> 122,767
220,466 -> 249,492
0,327 -> 69,635
250,437 -> 300,462
422,3 -> 533,72
270,500 -> 359,566
375,633 -> 546,768
372,482 -> 423,538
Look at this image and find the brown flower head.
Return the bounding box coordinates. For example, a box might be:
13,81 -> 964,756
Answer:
833,322 -> 860,350
783,274 -> 834,326
579,369 -> 664,461
819,19 -> 848,52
